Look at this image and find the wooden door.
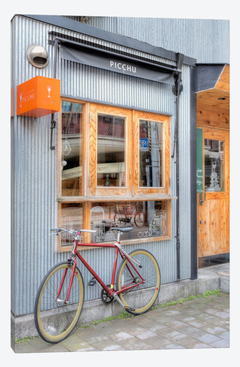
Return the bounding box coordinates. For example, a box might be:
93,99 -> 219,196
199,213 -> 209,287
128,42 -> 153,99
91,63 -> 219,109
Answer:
197,128 -> 229,266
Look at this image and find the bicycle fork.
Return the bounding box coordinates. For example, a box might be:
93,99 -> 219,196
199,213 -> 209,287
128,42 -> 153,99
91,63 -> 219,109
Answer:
55,257 -> 77,305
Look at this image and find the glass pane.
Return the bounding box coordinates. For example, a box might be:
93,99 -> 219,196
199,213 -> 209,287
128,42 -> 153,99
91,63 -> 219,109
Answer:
90,201 -> 167,243
61,102 -> 83,196
61,203 -> 83,246
204,139 -> 224,192
97,115 -> 125,187
139,120 -> 163,187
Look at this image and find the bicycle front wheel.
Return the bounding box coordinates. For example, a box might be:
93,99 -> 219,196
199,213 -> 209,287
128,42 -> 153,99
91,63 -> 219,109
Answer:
34,261 -> 84,343
117,249 -> 160,315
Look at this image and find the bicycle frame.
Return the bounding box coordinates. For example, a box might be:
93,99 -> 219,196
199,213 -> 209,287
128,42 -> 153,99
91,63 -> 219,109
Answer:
57,235 -> 145,305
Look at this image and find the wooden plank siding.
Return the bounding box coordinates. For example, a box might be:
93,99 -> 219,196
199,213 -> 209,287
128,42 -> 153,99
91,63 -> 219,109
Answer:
196,64 -> 229,131
215,64 -> 230,92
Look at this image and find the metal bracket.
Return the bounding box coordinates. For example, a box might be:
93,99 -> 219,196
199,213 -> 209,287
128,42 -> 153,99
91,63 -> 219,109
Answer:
48,40 -> 55,46
172,53 -> 184,97
199,191 -> 206,206
50,118 -> 56,150
172,72 -> 183,96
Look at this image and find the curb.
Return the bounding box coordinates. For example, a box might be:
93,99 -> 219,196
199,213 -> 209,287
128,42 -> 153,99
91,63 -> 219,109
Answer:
11,265 -> 229,340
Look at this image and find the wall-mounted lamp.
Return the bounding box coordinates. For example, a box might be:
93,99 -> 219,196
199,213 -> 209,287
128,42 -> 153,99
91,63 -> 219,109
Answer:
27,44 -> 49,68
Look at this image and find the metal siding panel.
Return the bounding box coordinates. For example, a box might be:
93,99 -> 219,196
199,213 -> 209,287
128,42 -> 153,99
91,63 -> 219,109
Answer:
61,59 -> 175,114
11,15 -> 192,315
11,16 -> 60,315
88,17 -> 230,64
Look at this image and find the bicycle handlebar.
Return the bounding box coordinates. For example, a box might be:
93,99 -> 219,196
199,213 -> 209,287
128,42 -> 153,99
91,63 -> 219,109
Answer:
50,228 -> 96,235
50,226 -> 133,239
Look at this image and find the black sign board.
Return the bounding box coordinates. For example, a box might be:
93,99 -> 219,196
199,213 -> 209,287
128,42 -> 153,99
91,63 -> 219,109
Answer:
61,42 -> 174,85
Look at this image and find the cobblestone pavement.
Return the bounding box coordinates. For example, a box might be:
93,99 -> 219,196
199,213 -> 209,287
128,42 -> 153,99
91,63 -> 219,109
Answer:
13,292 -> 230,353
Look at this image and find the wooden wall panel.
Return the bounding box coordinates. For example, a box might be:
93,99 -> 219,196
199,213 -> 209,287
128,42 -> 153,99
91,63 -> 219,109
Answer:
197,89 -> 229,130
198,197 -> 229,258
196,65 -> 229,131
215,64 -> 230,92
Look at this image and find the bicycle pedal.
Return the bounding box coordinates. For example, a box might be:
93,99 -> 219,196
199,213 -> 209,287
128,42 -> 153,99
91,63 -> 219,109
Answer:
124,306 -> 135,312
88,277 -> 97,286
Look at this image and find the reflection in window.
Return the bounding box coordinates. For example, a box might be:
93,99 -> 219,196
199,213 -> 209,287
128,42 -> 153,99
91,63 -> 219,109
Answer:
61,203 -> 83,246
139,120 -> 163,187
90,201 -> 167,243
97,115 -> 125,187
204,139 -> 224,192
61,102 -> 83,196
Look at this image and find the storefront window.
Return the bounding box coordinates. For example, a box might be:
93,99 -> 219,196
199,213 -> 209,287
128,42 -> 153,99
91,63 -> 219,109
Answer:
90,201 -> 168,243
59,100 -> 172,250
204,139 -> 224,192
61,101 -> 83,196
97,114 -> 125,187
60,203 -> 83,246
139,120 -> 163,187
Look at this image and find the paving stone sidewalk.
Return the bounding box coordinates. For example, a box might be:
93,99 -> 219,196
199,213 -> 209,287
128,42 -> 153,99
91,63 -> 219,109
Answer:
13,292 -> 230,353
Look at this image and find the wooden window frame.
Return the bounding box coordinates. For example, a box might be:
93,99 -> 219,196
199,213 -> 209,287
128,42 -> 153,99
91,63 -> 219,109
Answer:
202,128 -> 229,201
57,99 -> 173,252
89,103 -> 133,198
133,110 -> 171,197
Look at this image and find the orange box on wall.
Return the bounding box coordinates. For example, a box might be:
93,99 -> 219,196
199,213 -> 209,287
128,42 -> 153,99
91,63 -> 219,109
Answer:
17,76 -> 60,117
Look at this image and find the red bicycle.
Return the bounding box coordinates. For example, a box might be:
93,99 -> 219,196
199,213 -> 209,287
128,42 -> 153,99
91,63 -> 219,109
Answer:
34,227 -> 161,343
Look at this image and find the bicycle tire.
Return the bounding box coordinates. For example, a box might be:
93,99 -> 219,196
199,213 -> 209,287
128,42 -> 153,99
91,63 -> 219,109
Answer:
134,212 -> 145,228
34,261 -> 84,343
116,249 -> 160,315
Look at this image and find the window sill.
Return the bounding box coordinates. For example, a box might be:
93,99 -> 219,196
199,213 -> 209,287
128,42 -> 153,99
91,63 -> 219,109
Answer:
57,195 -> 177,202
57,235 -> 172,253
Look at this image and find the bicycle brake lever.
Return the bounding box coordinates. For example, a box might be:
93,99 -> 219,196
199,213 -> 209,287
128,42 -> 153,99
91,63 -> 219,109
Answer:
50,228 -> 61,236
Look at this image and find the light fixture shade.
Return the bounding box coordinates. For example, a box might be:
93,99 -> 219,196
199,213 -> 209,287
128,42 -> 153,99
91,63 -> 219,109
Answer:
27,44 -> 49,68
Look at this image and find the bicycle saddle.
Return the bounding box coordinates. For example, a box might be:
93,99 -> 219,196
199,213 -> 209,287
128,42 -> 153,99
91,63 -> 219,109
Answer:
110,227 -> 133,232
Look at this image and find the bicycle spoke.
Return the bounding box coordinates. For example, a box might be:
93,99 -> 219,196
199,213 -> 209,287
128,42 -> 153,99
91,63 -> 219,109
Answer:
117,250 -> 160,314
34,262 -> 84,343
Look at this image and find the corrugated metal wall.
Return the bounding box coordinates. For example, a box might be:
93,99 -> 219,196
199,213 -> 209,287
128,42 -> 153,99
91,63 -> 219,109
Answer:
87,17 -> 230,64
11,15 -> 191,316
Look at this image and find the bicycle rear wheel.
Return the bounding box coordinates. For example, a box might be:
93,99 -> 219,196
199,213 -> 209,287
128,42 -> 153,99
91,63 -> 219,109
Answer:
134,212 -> 145,228
34,261 -> 84,343
117,249 -> 160,315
